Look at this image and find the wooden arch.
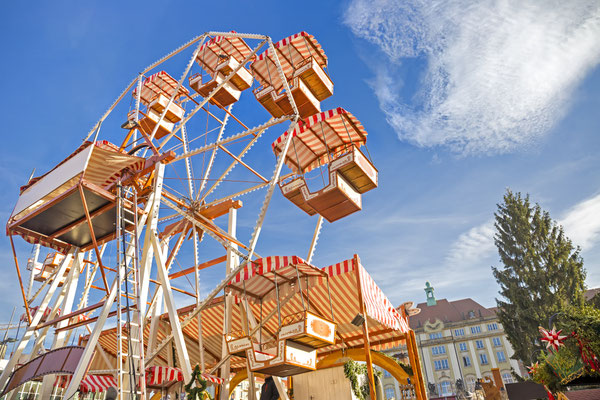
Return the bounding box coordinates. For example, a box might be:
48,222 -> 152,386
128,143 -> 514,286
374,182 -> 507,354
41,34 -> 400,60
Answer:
227,348 -> 411,397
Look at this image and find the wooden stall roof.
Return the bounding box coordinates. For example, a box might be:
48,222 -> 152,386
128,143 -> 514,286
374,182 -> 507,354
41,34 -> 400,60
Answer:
250,31 -> 327,91
272,108 -> 368,174
85,256 -> 409,373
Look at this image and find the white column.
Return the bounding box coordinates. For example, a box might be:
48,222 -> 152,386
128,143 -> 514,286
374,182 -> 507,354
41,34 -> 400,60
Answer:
468,341 -> 482,378
485,338 -> 497,368
420,344 -> 434,385
448,342 -> 461,380
220,208 -> 238,400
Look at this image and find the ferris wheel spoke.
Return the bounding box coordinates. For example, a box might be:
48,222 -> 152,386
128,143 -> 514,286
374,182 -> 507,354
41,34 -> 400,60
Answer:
158,39 -> 268,150
200,123 -> 268,203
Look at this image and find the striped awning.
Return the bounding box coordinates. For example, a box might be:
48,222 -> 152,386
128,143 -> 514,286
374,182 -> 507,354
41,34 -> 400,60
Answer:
228,256 -> 326,301
196,33 -> 253,75
132,71 -> 189,105
87,256 -> 410,374
83,141 -> 145,188
54,374 -> 117,393
272,108 -> 368,174
250,32 -> 327,91
146,365 -> 182,387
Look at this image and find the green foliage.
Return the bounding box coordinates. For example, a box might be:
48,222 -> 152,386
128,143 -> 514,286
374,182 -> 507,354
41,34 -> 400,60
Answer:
343,360 -> 382,400
492,189 -> 586,365
184,365 -> 211,400
527,303 -> 600,396
557,304 -> 600,357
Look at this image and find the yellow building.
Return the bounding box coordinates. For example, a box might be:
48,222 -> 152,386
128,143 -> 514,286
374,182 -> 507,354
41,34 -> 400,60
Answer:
379,283 -> 524,399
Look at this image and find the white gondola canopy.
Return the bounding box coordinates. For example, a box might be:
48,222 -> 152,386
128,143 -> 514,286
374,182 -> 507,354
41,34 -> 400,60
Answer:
132,71 -> 189,106
195,32 -> 254,75
272,107 -> 368,175
251,31 -> 327,91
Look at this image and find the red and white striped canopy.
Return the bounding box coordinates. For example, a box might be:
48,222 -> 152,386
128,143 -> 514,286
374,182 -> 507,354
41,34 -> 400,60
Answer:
132,71 -> 189,105
324,259 -> 409,333
250,32 -> 327,91
146,365 -> 182,388
54,374 -> 117,393
196,33 -> 253,75
228,256 -> 326,301
88,255 -> 411,374
272,108 -> 368,174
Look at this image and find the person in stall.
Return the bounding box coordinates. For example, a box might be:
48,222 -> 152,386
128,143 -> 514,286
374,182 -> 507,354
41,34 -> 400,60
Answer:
260,375 -> 279,400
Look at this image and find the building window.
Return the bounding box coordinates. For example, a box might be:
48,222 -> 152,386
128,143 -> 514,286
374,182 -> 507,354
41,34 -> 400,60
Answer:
463,355 -> 471,367
432,345 -> 446,355
459,342 -> 468,352
475,340 -> 484,349
487,323 -> 499,331
438,381 -> 453,396
385,386 -> 395,399
454,328 -> 465,336
492,337 -> 502,347
383,369 -> 392,378
429,332 -> 443,340
502,372 -> 515,384
434,359 -> 449,370
479,354 -> 489,365
471,326 -> 482,334
497,351 -> 506,362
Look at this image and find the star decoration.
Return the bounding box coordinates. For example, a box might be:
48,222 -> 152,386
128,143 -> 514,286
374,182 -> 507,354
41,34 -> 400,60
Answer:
527,361 -> 540,376
539,326 -> 568,352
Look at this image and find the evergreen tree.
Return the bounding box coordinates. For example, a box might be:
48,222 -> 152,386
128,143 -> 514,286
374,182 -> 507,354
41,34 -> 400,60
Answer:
492,190 -> 586,365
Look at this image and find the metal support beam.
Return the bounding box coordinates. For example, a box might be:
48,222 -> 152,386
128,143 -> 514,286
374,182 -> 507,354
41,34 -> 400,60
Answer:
151,233 -> 193,382
0,248 -> 76,392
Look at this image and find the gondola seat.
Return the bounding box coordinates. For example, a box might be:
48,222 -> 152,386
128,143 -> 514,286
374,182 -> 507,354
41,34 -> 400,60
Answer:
293,57 -> 334,101
189,72 -> 241,107
148,93 -> 185,123
138,109 -> 175,140
34,252 -> 72,286
330,146 -> 378,194
280,170 -> 362,223
253,86 -> 285,118
246,339 -> 316,377
279,177 -> 317,216
279,311 -> 335,349
215,56 -> 253,91
254,78 -> 321,119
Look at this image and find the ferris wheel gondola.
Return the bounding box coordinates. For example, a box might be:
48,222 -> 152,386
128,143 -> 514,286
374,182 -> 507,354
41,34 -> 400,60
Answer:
251,31 -> 333,119
273,107 -> 378,222
224,256 -> 336,377
189,33 -> 254,107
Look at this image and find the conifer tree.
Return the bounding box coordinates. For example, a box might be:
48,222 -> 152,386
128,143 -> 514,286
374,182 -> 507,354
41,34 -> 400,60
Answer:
492,190 -> 586,365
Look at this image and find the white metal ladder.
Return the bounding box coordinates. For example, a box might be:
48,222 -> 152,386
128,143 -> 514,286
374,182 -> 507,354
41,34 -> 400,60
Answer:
116,183 -> 146,400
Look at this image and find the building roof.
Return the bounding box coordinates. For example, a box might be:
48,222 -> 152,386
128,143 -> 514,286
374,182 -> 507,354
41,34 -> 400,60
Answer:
409,298 -> 496,329
565,388 -> 600,400
585,287 -> 599,302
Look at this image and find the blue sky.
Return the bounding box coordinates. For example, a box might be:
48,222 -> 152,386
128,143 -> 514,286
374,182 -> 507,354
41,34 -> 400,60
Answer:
0,0 -> 599,327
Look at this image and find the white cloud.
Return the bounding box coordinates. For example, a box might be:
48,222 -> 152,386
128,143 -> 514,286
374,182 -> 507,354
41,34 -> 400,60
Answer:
560,193 -> 600,250
445,220 -> 495,269
345,0 -> 600,155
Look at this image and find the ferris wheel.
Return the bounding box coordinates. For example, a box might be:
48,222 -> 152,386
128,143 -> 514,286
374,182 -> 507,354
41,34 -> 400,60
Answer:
1,30 -> 380,400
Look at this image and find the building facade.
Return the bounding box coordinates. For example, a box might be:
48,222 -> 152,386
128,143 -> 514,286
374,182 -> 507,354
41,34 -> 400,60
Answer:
378,283 -> 523,399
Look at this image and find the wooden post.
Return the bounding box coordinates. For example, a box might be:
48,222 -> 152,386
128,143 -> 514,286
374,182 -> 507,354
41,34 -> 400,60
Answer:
353,254 -> 376,400
407,329 -> 427,400
9,234 -> 31,325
